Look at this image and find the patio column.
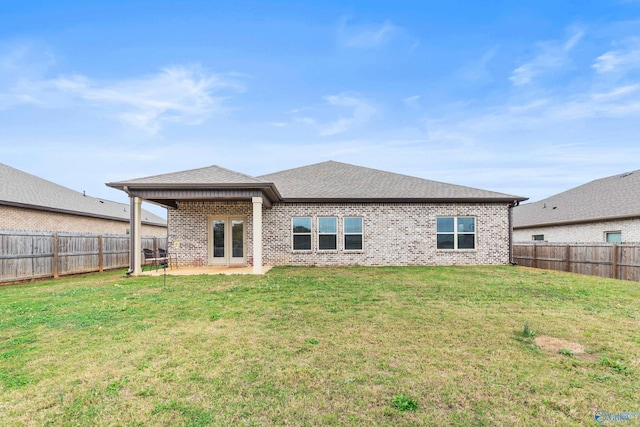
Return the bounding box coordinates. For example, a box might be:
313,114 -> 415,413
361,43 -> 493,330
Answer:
252,197 -> 263,274
130,196 -> 143,276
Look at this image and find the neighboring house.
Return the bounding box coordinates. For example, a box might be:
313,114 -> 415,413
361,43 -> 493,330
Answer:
0,162 -> 167,235
107,161 -> 527,274
513,170 -> 640,243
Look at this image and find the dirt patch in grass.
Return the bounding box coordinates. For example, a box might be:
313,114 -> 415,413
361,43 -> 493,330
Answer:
534,335 -> 592,358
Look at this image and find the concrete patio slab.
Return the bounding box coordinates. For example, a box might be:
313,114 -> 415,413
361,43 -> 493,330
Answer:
141,265 -> 272,276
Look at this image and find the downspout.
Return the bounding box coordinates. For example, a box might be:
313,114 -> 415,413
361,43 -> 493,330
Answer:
508,200 -> 520,265
124,186 -> 135,276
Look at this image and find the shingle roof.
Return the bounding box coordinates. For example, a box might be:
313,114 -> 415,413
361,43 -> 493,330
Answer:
0,162 -> 166,226
107,161 -> 526,203
112,164 -> 266,186
513,170 -> 640,228
258,161 -> 526,202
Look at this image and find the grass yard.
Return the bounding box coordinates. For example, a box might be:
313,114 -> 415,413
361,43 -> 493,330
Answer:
0,266 -> 639,426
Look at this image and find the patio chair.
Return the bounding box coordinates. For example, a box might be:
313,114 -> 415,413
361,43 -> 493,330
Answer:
142,248 -> 155,270
158,248 -> 176,269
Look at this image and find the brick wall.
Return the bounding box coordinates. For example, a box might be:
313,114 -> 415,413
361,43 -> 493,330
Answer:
168,201 -> 512,267
0,205 -> 166,236
514,217 -> 640,243
167,201 -> 253,267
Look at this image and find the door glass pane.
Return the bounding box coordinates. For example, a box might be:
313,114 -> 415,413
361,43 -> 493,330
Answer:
213,220 -> 225,258
232,220 -> 244,258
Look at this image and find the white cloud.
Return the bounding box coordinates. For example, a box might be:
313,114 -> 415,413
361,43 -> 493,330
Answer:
0,49 -> 243,134
403,95 -> 421,109
591,83 -> 640,99
510,27 -> 584,86
0,41 -> 56,80
49,65 -> 242,134
592,37 -> 640,74
458,46 -> 499,82
285,93 -> 377,136
338,17 -> 398,48
0,42 -> 57,109
319,93 -> 377,136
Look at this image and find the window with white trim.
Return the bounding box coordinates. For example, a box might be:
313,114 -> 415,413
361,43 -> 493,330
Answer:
436,217 -> 475,250
292,217 -> 312,251
532,234 -> 544,241
318,217 -> 337,250
344,217 -> 363,251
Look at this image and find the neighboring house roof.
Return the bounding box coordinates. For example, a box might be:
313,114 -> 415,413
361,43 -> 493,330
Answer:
514,170 -> 640,229
0,162 -> 166,227
107,160 -> 526,206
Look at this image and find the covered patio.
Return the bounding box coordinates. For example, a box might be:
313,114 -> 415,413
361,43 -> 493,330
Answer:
106,166 -> 282,276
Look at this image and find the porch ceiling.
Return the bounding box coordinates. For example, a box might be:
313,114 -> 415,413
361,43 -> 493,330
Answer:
107,185 -> 279,209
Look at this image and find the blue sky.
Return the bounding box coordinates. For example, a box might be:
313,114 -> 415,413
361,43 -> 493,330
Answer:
2,1 -> 640,217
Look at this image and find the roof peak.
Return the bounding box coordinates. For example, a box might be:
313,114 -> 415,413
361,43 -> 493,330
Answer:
259,160 -> 525,201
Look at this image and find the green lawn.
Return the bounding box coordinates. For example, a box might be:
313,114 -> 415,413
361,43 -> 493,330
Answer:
1,266 -> 639,426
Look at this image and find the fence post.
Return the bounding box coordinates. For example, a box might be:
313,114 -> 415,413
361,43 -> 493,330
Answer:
153,236 -> 158,258
532,243 -> 537,269
98,235 -> 104,273
612,243 -> 619,280
53,233 -> 59,279
565,244 -> 571,272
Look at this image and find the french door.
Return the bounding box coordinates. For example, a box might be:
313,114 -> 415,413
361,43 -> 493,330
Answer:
210,217 -> 246,265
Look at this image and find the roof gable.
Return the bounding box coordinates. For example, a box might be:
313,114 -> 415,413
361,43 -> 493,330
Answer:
259,161 -> 525,201
0,162 -> 166,226
514,170 -> 640,228
113,165 -> 267,186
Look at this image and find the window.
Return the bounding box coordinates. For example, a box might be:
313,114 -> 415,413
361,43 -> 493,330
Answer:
344,217 -> 363,251
437,217 -> 475,250
292,217 -> 312,250
532,235 -> 544,241
318,217 -> 337,250
605,231 -> 622,243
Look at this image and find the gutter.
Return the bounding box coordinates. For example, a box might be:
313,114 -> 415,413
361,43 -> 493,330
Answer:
0,200 -> 166,227
513,213 -> 640,230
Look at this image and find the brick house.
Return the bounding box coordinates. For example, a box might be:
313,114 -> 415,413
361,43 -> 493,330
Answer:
514,170 -> 640,243
0,162 -> 166,235
107,161 -> 527,274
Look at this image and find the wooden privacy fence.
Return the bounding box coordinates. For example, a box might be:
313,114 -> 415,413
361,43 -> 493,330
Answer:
513,242 -> 640,282
0,230 -> 167,283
